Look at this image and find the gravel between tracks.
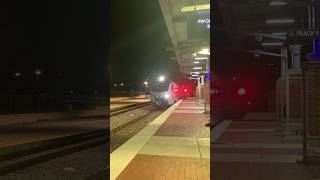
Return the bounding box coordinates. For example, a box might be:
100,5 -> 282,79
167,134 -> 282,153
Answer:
0,144 -> 108,180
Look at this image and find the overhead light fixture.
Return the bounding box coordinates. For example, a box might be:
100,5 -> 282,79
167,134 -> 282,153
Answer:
262,42 -> 284,46
193,67 -> 203,70
191,74 -> 198,77
270,1 -> 287,6
198,48 -> 210,55
195,57 -> 208,60
271,32 -> 287,36
194,61 -> 200,64
192,72 -> 200,74
265,18 -> 295,24
181,4 -> 210,13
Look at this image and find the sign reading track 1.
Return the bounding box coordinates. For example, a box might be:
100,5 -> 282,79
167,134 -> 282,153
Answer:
289,29 -> 320,41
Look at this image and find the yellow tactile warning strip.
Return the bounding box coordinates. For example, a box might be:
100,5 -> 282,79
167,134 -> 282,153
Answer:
138,136 -> 210,158
110,101 -> 182,180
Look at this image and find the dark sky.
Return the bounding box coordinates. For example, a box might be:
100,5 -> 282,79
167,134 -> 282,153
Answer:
2,0 -> 108,95
110,0 -> 178,88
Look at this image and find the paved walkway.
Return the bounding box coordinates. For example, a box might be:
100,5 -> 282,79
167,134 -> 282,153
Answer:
110,98 -> 210,180
212,119 -> 318,180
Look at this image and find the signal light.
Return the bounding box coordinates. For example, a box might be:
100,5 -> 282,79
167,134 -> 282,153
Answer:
238,88 -> 247,96
184,89 -> 188,93
174,89 -> 179,92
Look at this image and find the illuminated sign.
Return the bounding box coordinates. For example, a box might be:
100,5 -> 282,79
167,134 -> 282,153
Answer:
187,14 -> 210,39
197,18 -> 210,29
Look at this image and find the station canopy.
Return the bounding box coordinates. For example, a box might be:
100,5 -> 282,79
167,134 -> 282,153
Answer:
159,0 -> 210,77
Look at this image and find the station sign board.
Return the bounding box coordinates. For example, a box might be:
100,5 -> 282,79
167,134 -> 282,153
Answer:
288,29 -> 320,42
187,13 -> 210,39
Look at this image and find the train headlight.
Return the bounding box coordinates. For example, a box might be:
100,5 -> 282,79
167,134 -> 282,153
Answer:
164,93 -> 170,99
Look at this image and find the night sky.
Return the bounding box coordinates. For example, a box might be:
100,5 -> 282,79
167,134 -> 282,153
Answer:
2,0 -> 177,95
3,0 -> 108,95
110,0 -> 178,89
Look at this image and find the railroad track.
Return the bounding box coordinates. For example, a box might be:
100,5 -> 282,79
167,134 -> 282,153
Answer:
0,129 -> 108,175
0,102 -> 155,176
109,102 -> 151,117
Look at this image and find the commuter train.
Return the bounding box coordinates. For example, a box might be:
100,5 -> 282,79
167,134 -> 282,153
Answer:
149,80 -> 180,107
149,75 -> 194,107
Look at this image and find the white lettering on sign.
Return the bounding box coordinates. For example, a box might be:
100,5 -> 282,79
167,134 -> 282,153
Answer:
197,18 -> 210,29
296,30 -> 320,37
198,18 -> 210,24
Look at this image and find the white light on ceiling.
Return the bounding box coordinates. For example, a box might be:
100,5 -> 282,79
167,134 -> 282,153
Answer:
194,61 -> 200,64
270,1 -> 287,6
193,67 -> 203,70
198,48 -> 210,55
262,42 -> 284,46
195,57 -> 208,60
271,32 -> 287,36
265,18 -> 295,24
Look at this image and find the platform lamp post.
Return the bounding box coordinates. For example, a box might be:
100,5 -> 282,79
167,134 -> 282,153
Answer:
34,69 -> 42,112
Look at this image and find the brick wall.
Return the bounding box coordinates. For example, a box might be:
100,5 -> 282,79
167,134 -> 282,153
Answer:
304,62 -> 320,136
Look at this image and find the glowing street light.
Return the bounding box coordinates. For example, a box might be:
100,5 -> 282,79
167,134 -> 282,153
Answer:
14,72 -> 21,77
144,81 -> 148,85
120,83 -> 124,86
158,75 -> 165,82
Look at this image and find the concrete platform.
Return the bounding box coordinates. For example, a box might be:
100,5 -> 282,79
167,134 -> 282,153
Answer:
110,98 -> 210,180
212,119 -> 317,180
0,118 -> 107,151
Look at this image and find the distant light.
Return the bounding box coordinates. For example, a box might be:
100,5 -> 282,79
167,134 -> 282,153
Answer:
191,74 -> 198,77
262,42 -> 284,46
34,69 -> 42,76
193,67 -> 203,70
144,81 -> 148,85
184,89 -> 188,93
232,77 -> 237,80
164,93 -> 170,99
270,1 -> 287,6
238,88 -> 247,96
120,83 -> 124,86
14,72 -> 21,77
114,84 -> 117,87
265,18 -> 295,24
194,61 -> 200,64
192,72 -> 200,74
195,57 -> 208,60
192,53 -> 197,57
158,75 -> 165,82
198,48 -> 210,55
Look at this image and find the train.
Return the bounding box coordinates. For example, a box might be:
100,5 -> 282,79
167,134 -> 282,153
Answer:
149,76 -> 193,107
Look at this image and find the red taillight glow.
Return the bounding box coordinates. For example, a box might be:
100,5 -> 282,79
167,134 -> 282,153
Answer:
174,89 -> 179,92
184,89 -> 188,93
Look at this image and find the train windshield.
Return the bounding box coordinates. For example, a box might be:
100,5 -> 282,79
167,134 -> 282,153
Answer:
150,81 -> 171,92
